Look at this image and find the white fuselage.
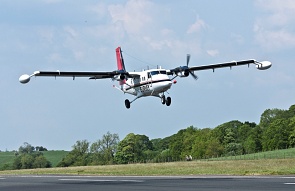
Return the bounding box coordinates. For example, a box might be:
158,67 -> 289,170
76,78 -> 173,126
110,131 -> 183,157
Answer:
121,69 -> 172,98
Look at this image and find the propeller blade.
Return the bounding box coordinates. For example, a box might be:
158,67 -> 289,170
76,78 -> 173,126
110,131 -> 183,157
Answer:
190,71 -> 198,80
186,54 -> 191,66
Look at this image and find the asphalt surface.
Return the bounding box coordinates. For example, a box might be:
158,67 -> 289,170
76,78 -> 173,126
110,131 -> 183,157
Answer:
0,175 -> 295,191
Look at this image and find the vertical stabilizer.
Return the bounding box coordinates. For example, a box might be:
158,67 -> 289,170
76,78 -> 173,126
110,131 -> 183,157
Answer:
115,47 -> 126,85
116,47 -> 126,71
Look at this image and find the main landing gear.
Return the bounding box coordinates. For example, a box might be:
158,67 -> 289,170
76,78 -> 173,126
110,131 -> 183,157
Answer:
124,96 -> 172,109
161,95 -> 171,106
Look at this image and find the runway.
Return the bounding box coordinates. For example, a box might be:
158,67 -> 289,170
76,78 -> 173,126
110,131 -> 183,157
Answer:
0,175 -> 294,191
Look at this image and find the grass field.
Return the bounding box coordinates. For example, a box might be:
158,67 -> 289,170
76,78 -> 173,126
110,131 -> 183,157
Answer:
0,150 -> 68,169
0,152 -> 15,169
0,158 -> 295,176
208,148 -> 295,161
42,151 -> 69,167
1,148 -> 295,175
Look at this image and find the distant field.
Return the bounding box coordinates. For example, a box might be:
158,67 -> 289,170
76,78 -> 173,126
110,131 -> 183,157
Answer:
0,150 -> 69,169
208,148 -> 295,161
42,151 -> 69,167
0,152 -> 15,169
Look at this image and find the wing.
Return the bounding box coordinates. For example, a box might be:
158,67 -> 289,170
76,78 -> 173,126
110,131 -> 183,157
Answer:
19,70 -> 139,84
189,59 -> 256,71
35,71 -> 116,79
168,59 -> 271,79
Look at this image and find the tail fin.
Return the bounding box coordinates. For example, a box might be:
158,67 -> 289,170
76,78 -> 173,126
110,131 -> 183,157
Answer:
115,47 -> 126,85
116,47 -> 126,71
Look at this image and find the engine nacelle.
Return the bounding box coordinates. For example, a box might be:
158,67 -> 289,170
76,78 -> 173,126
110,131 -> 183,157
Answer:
114,74 -> 126,81
256,61 -> 272,70
177,70 -> 190,77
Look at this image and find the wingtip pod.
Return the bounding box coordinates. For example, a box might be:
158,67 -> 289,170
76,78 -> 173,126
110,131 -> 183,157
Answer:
256,61 -> 272,70
19,74 -> 30,84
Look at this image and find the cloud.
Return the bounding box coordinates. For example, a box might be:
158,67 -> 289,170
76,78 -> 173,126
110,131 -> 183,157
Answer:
206,49 -> 219,57
187,16 -> 207,34
254,0 -> 295,50
108,0 -> 153,35
254,27 -> 295,50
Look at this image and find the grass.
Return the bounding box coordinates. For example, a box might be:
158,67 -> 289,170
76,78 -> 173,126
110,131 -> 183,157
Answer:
1,148 -> 295,176
0,152 -> 15,168
0,150 -> 68,169
209,148 -> 295,161
0,158 -> 295,176
42,151 -> 69,167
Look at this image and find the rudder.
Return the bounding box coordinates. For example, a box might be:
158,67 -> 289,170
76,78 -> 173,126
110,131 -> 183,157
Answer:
116,47 -> 126,71
115,47 -> 126,85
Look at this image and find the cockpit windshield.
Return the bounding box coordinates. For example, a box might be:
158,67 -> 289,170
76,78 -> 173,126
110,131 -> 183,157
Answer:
150,70 -> 166,76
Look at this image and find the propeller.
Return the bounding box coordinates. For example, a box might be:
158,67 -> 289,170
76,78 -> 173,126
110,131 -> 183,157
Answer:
186,54 -> 198,80
171,53 -> 198,80
186,54 -> 190,66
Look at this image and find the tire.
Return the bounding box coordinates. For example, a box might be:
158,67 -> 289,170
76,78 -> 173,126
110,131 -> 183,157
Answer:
166,97 -> 171,106
125,99 -> 131,109
161,95 -> 166,104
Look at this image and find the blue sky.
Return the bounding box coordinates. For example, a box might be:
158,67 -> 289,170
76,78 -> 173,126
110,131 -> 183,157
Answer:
1,0 -> 295,151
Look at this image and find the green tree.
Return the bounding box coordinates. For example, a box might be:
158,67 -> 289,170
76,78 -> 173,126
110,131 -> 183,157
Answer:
262,119 -> 293,150
13,143 -> 51,170
57,140 -> 90,167
90,132 -> 119,165
18,142 -> 35,154
259,108 -> 285,129
115,133 -> 153,164
243,126 -> 263,153
33,155 -> 51,168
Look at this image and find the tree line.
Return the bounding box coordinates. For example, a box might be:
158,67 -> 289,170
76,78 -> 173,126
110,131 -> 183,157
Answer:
57,104 -> 295,166
4,104 -> 295,169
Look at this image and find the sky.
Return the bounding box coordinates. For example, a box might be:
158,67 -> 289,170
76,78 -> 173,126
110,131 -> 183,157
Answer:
1,0 -> 295,151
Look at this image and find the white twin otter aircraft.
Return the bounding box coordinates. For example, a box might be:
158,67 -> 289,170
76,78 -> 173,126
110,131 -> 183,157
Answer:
19,47 -> 271,109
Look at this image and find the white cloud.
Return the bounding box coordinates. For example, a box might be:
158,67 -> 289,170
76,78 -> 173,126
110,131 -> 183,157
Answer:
254,27 -> 295,50
187,16 -> 207,34
108,0 -> 153,35
254,0 -> 295,50
64,26 -> 78,39
88,3 -> 107,19
206,49 -> 219,57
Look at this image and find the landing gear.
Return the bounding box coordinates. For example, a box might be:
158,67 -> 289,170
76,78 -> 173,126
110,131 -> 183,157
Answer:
161,95 -> 166,104
166,96 -> 171,106
160,95 -> 171,106
125,99 -> 130,109
124,96 -> 171,109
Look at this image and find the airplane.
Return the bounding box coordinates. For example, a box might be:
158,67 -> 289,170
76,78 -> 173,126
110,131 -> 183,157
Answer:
19,46 -> 272,109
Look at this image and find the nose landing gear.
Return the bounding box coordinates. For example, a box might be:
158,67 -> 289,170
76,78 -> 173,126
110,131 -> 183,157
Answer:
125,99 -> 131,109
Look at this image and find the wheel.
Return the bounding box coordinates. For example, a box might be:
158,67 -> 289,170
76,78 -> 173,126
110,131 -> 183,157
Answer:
161,95 -> 166,104
125,99 -> 130,109
166,97 -> 171,106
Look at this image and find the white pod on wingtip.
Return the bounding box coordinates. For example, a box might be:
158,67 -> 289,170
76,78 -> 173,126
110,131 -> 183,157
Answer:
19,74 -> 31,84
256,61 -> 272,70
